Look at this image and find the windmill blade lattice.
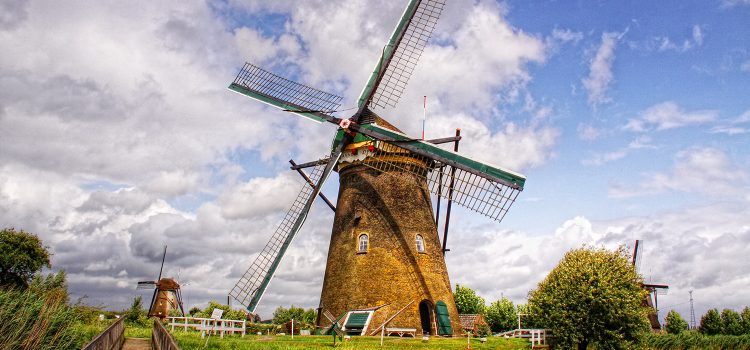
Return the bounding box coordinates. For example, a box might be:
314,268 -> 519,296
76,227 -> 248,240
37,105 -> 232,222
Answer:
232,63 -> 343,119
356,141 -> 521,222
229,160 -> 329,311
365,0 -> 446,110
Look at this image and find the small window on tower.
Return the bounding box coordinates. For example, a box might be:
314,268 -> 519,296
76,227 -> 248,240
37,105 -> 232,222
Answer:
415,234 -> 425,253
358,233 -> 369,253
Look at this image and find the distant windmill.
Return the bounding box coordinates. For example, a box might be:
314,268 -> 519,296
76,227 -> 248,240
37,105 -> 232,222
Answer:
136,245 -> 185,319
228,0 -> 526,335
632,240 -> 668,331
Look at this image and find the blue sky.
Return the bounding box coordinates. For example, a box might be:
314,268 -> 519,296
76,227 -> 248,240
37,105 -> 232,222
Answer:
1,0 -> 749,323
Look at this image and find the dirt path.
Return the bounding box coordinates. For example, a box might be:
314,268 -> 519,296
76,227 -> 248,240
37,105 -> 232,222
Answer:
122,337 -> 151,350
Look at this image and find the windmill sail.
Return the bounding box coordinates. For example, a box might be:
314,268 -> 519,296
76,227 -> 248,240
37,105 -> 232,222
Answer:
358,0 -> 446,110
344,123 -> 525,221
230,154 -> 341,312
136,281 -> 156,290
229,63 -> 343,123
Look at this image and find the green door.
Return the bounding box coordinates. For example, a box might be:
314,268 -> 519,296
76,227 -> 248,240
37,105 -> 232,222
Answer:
435,301 -> 452,335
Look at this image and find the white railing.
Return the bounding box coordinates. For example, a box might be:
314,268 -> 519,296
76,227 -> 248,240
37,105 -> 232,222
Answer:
166,316 -> 246,338
495,328 -> 551,346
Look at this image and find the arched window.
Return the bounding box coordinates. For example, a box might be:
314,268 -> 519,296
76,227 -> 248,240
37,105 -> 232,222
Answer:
358,234 -> 369,253
415,234 -> 425,253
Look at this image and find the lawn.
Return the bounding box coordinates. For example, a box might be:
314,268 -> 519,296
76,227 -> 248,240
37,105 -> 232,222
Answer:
172,333 -> 532,349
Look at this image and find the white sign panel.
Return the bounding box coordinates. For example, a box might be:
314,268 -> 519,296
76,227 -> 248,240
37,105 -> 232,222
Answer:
210,308 -> 224,320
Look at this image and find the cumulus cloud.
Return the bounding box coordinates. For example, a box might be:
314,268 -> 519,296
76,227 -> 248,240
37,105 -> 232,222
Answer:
609,147 -> 747,198
444,202 -> 750,321
624,101 -> 718,132
582,32 -> 625,106
0,0 -> 560,317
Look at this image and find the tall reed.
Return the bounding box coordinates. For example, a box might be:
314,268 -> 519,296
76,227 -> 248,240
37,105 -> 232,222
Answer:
0,287 -> 83,350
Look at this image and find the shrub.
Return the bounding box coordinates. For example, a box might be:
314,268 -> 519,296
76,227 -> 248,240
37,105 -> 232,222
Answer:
700,309 -> 723,335
665,310 -> 689,335
639,331 -> 750,349
485,297 -> 516,333
722,309 -> 744,336
193,301 -> 248,321
454,284 -> 485,315
528,246 -> 649,350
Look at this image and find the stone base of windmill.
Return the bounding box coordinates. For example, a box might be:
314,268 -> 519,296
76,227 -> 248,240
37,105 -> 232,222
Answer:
317,164 -> 463,336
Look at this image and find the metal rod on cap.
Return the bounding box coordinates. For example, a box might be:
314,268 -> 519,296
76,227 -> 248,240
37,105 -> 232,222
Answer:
442,128 -> 460,255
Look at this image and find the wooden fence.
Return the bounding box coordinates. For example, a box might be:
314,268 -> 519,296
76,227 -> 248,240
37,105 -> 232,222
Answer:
81,317 -> 125,350
152,319 -> 181,350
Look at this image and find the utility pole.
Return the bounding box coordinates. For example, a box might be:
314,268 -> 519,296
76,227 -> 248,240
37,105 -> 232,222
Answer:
689,290 -> 696,330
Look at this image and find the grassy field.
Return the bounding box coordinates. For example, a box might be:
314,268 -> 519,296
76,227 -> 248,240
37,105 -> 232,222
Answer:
172,333 -> 532,350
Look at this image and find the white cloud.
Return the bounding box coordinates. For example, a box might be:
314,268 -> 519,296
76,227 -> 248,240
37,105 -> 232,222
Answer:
721,0 -> 750,7
583,32 -> 621,105
577,123 -> 604,141
656,25 -> 704,53
741,60 -> 750,72
624,101 -> 718,131
550,28 -> 584,44
609,147 -> 747,198
581,135 -> 656,166
710,110 -> 750,135
445,203 -> 750,322
0,0 -> 560,317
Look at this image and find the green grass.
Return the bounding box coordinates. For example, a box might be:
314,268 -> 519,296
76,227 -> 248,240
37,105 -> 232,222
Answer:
125,323 -> 153,338
173,333 -> 532,350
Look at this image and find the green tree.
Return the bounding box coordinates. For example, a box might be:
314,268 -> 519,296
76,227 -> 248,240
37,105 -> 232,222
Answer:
665,310 -> 688,334
454,284 -> 485,315
699,308 -> 722,335
272,305 -> 316,326
124,296 -> 145,324
740,306 -> 750,334
527,246 -> 649,350
0,228 -> 51,288
485,297 -> 516,332
193,301 -> 248,321
721,308 -> 743,335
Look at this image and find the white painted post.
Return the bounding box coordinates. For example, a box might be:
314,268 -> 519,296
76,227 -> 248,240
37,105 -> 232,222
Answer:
292,319 -> 294,340
381,326 -> 384,346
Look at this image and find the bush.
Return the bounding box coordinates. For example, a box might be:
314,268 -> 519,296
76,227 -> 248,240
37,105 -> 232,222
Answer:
454,284 -> 485,315
528,246 -> 649,350
193,301 -> 248,321
722,309 -> 744,336
742,307 -> 750,335
639,331 -> 750,349
665,310 -> 689,335
485,297 -> 516,333
700,309 -> 723,335
272,305 -> 316,329
246,323 -> 279,335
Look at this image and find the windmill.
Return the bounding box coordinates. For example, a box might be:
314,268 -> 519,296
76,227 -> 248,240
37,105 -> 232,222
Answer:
136,245 -> 185,319
228,0 -> 526,336
632,240 -> 669,331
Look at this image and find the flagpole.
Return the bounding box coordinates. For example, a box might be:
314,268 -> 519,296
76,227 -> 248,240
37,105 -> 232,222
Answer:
422,95 -> 426,140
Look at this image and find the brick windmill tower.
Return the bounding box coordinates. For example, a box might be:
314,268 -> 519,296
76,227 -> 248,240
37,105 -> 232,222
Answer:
227,0 -> 526,336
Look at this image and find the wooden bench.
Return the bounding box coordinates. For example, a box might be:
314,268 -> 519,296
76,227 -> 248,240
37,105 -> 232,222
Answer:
385,327 -> 417,337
